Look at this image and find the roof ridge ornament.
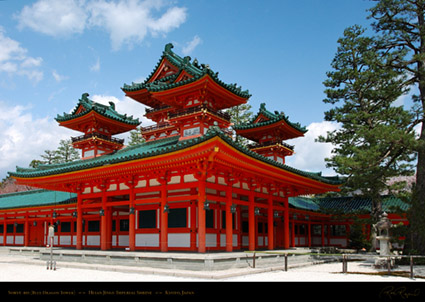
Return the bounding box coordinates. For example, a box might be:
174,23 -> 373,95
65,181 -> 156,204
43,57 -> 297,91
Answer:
164,43 -> 174,53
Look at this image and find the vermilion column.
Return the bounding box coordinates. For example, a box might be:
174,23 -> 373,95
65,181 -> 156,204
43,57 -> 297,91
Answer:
225,182 -> 233,252
198,177 -> 206,253
76,193 -> 83,250
128,182 -> 136,251
284,196 -> 290,249
100,190 -> 108,250
291,220 -> 295,247
248,189 -> 255,251
267,195 -> 274,250
24,219 -> 29,246
160,181 -> 168,252
2,221 -> 6,246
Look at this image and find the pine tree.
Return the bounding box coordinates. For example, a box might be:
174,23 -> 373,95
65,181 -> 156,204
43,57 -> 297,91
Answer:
368,0 -> 425,255
127,126 -> 145,146
40,150 -> 61,165
226,103 -> 253,145
56,139 -> 80,163
319,25 -> 417,238
30,139 -> 80,166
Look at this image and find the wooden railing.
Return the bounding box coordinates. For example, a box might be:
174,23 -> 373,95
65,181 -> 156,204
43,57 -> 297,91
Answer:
71,132 -> 124,145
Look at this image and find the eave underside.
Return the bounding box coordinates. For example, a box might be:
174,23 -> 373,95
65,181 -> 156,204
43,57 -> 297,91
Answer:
11,136 -> 340,196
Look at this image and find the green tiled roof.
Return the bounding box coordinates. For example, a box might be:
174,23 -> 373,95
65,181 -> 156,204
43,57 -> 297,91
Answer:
56,93 -> 140,126
10,135 -> 181,178
121,43 -> 251,99
233,103 -> 307,134
0,189 -> 76,210
289,197 -> 320,211
9,128 -> 342,186
289,195 -> 409,214
313,195 -> 410,214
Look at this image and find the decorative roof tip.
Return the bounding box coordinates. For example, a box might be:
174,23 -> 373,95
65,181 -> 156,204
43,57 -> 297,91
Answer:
55,92 -> 140,125
164,43 -> 174,53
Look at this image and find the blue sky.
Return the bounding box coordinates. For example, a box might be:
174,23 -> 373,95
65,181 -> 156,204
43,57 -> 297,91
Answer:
0,0 -> 375,180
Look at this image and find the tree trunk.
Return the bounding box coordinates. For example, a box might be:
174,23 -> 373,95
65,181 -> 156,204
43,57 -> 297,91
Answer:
411,83 -> 425,254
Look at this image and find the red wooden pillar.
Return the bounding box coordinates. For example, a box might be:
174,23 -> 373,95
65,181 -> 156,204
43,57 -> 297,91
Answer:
190,201 -> 197,250
24,218 -> 29,246
225,179 -> 234,252
198,177 -> 206,253
160,182 -> 168,252
128,180 -> 136,251
76,192 -> 83,250
267,194 -> 274,250
2,219 -> 6,246
284,196 -> 290,249
291,220 -> 295,247
100,184 -> 110,250
321,222 -> 325,247
106,207 -> 113,250
248,188 -> 255,251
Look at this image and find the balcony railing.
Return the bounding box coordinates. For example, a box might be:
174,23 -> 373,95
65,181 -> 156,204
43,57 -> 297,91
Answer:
247,140 -> 294,150
71,132 -> 124,145
168,105 -> 230,121
141,122 -> 174,133
145,105 -> 172,115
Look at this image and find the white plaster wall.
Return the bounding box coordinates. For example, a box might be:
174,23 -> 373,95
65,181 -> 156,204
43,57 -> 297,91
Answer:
85,235 -> 100,246
168,233 -> 190,248
136,233 -> 159,247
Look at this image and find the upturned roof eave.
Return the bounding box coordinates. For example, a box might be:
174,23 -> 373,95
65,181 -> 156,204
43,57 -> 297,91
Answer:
9,129 -> 343,189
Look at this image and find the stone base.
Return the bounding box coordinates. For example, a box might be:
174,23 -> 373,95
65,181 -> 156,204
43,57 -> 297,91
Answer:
374,257 -> 396,269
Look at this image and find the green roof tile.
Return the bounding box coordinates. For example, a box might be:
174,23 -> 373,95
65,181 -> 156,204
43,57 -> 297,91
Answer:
313,195 -> 410,214
289,197 -> 320,211
56,93 -> 140,126
121,43 -> 251,99
9,128 -> 343,187
287,195 -> 410,214
0,190 -> 76,210
234,103 -> 307,133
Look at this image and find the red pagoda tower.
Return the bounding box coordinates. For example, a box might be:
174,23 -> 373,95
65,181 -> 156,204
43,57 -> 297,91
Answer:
56,93 -> 140,159
234,103 -> 307,164
9,43 -> 342,253
122,43 -> 250,142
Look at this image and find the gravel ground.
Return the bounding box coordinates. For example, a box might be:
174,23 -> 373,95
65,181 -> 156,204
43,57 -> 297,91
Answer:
0,253 -> 424,282
1,253 -> 424,300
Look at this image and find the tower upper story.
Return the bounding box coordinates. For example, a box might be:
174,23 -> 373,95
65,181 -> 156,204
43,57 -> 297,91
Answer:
233,103 -> 307,164
122,43 -> 251,142
56,93 -> 140,159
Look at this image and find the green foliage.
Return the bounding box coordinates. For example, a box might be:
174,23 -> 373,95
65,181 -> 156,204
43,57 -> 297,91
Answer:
348,218 -> 372,251
226,102 -> 253,145
56,139 -> 80,163
368,0 -> 425,255
30,139 -> 80,167
319,25 -> 417,220
127,127 -> 145,146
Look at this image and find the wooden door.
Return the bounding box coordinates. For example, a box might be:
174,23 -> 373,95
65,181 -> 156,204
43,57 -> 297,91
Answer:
28,223 -> 44,247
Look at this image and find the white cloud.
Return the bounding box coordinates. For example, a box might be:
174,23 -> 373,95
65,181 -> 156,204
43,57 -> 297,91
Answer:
16,0 -> 188,51
16,0 -> 88,37
285,121 -> 340,176
0,28 -> 43,83
182,35 -> 202,55
0,101 -> 75,179
52,70 -> 69,82
90,57 -> 101,72
90,94 -> 154,140
87,0 -> 187,50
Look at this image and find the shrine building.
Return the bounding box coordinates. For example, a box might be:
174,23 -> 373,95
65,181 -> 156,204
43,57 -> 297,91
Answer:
0,43 -> 361,253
